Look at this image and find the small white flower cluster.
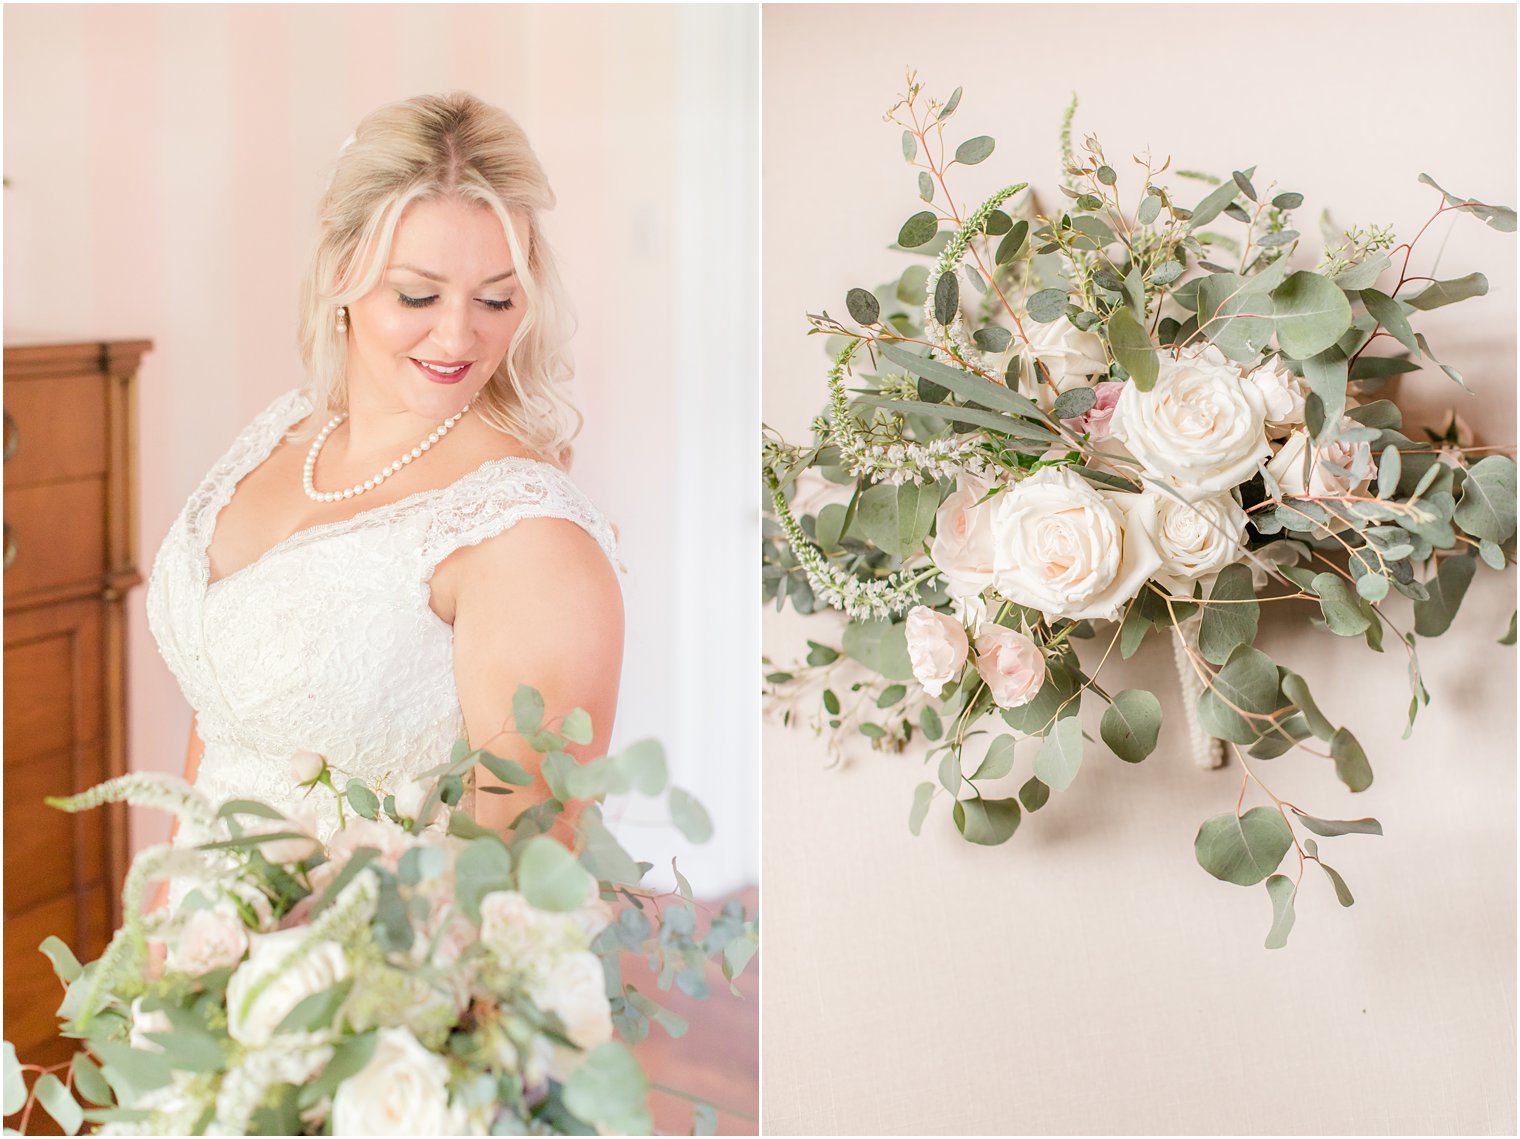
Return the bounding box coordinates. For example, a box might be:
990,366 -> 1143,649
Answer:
839,434 -> 992,486
923,184 -> 1028,371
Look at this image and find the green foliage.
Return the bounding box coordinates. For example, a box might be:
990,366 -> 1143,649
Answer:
1195,808 -> 1293,886
1198,565 -> 1259,665
1100,691 -> 1162,763
953,796 -> 1021,845
1033,716 -> 1084,792
1263,875 -> 1297,949
563,1043 -> 652,1136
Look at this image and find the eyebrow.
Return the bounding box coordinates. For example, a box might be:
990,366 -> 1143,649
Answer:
390,264 -> 517,284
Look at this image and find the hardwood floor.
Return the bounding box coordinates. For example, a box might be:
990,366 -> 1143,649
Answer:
625,886 -> 759,1136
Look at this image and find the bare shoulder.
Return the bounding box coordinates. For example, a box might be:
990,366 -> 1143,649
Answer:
432,514 -> 622,630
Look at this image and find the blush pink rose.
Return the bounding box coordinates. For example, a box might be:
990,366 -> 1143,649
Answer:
904,606 -> 969,698
929,474 -> 997,599
1065,381 -> 1125,442
973,625 -> 1047,709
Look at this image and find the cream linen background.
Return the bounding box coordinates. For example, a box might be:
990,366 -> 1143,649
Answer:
762,5 -> 1515,1134
2,4 -> 759,891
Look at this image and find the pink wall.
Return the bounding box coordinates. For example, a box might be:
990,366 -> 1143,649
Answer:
4,4 -> 759,887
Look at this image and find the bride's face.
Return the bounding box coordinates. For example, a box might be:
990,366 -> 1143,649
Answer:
345,196 -> 529,422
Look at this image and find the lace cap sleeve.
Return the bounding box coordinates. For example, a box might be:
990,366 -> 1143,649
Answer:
419,459 -> 618,580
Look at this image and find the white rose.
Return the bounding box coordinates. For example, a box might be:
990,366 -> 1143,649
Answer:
288,750 -> 326,786
1243,360 -> 1306,438
1266,422 -> 1377,499
128,997 -> 171,1052
929,474 -> 997,599
325,815 -> 418,871
904,606 -> 969,698
392,778 -> 429,822
1108,345 -> 1271,499
1016,317 -> 1109,409
989,466 -> 1163,622
168,905 -> 249,974
225,928 -> 350,1047
331,1026 -> 467,1136
1149,491 -> 1250,595
479,891 -> 583,974
972,625 -> 1046,709
532,951 -> 613,1082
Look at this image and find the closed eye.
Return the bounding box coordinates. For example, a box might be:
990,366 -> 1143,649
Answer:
398,293 -> 515,312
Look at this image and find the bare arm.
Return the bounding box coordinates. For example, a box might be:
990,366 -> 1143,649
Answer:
444,518 -> 624,844
149,715 -> 205,913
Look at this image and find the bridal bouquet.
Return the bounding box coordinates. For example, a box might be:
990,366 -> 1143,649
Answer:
3,688 -> 755,1135
762,75 -> 1514,946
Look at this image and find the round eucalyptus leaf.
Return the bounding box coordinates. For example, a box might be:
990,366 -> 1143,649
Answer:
846,287 -> 880,326
1100,690 -> 1161,763
1032,715 -> 1083,792
901,130 -> 916,163
953,796 -> 1021,845
1194,807 -> 1293,885
1271,271 -> 1354,360
983,209 -> 1013,236
1027,288 -> 1069,324
1198,563 -> 1259,665
564,1043 -> 652,1136
1018,776 -> 1050,813
1137,194 -> 1162,225
1263,874 -> 1297,949
898,211 -> 940,249
897,263 -> 929,305
1052,386 -> 1097,420
971,326 -> 1013,354
1271,191 -> 1304,210
918,171 -> 934,203
516,835 -> 594,911
1097,165 -> 1117,186
955,135 -> 995,165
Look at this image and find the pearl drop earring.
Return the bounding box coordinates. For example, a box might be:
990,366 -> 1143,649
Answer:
335,306 -> 348,333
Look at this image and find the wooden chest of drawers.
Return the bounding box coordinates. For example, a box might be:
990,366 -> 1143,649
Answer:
3,339 -> 147,1069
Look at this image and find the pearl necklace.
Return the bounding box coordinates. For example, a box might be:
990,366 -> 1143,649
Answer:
302,404 -> 470,503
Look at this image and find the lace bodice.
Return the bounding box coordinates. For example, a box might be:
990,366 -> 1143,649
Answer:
146,388 -> 616,840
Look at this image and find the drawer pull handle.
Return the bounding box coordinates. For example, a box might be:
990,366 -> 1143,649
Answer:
3,410 -> 15,463
3,522 -> 14,571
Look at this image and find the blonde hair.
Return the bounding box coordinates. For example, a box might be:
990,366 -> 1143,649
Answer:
297,92 -> 580,458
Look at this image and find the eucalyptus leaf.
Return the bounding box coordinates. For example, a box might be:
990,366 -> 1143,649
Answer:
670,787 -> 714,843
876,342 -> 1046,420
996,220 -> 1029,265
1280,671 -> 1334,741
1453,455 -> 1517,543
1417,173 -> 1517,232
1301,347 -> 1348,442
516,836 -> 594,912
1100,690 -> 1161,763
1292,811 -> 1382,838
34,1074 -> 82,1136
1406,272 -> 1488,311
1106,306 -> 1158,391
841,618 -> 915,682
563,1043 -> 652,1136
952,796 -> 1021,845
1194,807 -> 1292,886
908,782 -> 935,836
1018,776 -> 1050,812
846,288 -> 880,326
955,136 -> 995,165
971,735 -> 1017,781
1263,875 -> 1297,950
1311,573 -> 1371,636
1330,727 -> 1373,792
1032,716 -> 1084,792
513,685 -> 545,734
1189,179 -> 1240,227
1413,553 -> 1476,636
1272,272 -> 1353,359
3,1043 -> 24,1116
933,271 -> 959,326
1027,289 -> 1070,324
898,211 -> 939,249
1199,564 -> 1259,665
855,481 -> 941,558
1360,288 -> 1419,355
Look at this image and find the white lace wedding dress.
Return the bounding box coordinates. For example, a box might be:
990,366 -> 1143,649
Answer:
146,388 -> 617,845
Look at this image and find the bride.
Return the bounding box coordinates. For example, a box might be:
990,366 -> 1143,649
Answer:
146,91 -> 623,854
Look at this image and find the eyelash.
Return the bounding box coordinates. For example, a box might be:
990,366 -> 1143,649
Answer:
397,293 -> 515,312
